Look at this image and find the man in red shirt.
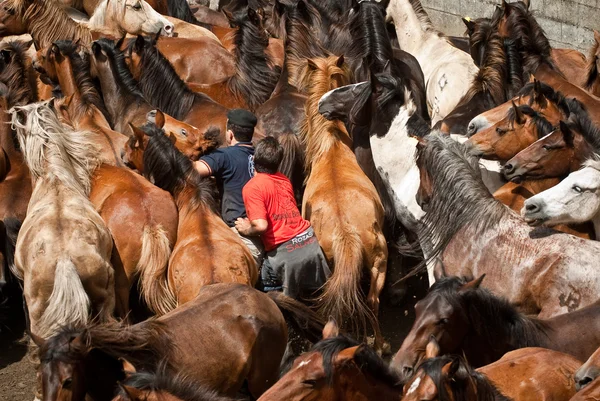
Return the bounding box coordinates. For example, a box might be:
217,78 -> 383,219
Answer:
235,137 -> 330,298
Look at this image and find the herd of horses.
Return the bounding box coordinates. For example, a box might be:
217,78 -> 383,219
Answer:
1,0 -> 600,399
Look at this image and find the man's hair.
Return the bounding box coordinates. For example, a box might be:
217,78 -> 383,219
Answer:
254,137 -> 283,174
227,122 -> 254,142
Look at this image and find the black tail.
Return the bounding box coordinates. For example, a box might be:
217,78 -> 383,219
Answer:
267,291 -> 324,343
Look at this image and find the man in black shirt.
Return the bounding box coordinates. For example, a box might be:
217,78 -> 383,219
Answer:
194,109 -> 263,265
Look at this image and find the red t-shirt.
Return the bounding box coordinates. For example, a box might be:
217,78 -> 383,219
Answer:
243,172 -> 311,251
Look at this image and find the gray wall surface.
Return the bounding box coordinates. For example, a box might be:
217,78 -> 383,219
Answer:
421,0 -> 599,53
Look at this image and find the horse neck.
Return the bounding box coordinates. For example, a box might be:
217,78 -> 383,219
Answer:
0,111 -> 16,156
87,0 -> 122,37
54,57 -> 79,98
24,0 -> 92,48
174,184 -> 213,226
387,0 -> 430,55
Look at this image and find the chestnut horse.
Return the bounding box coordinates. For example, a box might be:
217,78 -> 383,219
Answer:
122,123 -> 257,313
415,133 -> 600,318
33,283 -> 323,400
258,320 -> 404,401
391,275 -> 600,378
300,56 -> 388,352
10,101 -> 115,339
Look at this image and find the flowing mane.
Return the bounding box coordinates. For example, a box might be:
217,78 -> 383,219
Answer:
299,56 -> 352,169
9,101 -> 102,197
417,133 -> 511,260
0,40 -> 36,106
564,99 -> 600,151
312,334 -> 403,387
6,0 -> 92,49
140,123 -> 217,214
417,355 -> 511,401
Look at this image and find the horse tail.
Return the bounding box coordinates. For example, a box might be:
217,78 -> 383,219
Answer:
37,257 -> 90,338
319,226 -> 372,335
277,133 -> 305,200
138,225 -> 176,316
267,291 -> 325,343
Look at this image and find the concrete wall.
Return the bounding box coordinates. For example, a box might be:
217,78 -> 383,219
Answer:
421,0 -> 599,53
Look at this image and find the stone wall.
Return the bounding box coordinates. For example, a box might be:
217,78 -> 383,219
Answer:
421,0 -> 599,53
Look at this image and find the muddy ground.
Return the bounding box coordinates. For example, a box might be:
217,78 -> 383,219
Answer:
0,272 -> 427,401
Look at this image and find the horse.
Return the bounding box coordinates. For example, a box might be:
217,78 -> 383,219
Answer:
257,320 -> 404,401
415,133 -> 600,318
570,379 -> 600,401
85,0 -> 174,37
122,123 -> 257,313
585,30 -> 600,97
33,283 -> 323,400
522,160 -> 600,239
386,0 -> 478,125
299,56 -> 388,352
120,36 -> 231,141
10,101 -> 115,340
403,347 -> 581,401
391,275 -> 600,378
576,346 -> 600,390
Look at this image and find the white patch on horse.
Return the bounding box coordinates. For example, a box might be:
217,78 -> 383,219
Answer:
297,358 -> 312,369
407,376 -> 421,395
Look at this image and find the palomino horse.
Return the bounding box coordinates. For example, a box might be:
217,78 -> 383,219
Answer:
300,56 -> 388,352
522,160 -> 600,239
386,0 -> 478,125
34,283 -> 322,400
391,275 -> 600,377
10,101 -> 115,339
122,123 -> 257,313
415,133 -> 600,317
402,347 -> 581,401
575,346 -> 600,390
258,320 -> 404,401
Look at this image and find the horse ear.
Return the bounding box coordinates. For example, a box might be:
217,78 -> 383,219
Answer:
116,35 -> 126,50
521,0 -> 530,9
425,336 -> 440,359
532,80 -> 548,108
559,121 -> 574,147
334,345 -> 360,364
29,331 -> 46,347
307,58 -> 318,70
168,132 -> 177,145
444,358 -> 461,378
512,101 -> 525,125
120,358 -> 137,375
322,319 -> 339,339
415,136 -> 428,151
48,97 -> 56,111
336,55 -> 345,68
129,123 -> 146,143
154,110 -> 165,128
501,0 -> 508,9
119,384 -> 144,400
459,274 -> 485,292
462,17 -> 475,34
62,94 -> 74,108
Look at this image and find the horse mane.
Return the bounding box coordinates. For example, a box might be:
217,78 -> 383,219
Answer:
313,334 -> 403,387
517,81 -> 570,115
10,101 -> 102,197
468,17 -> 493,66
141,123 -> 217,213
429,276 -> 550,351
407,0 -> 439,35
8,0 -> 92,49
585,38 -> 599,90
417,133 -> 511,261
94,39 -> 146,105
507,105 -> 554,138
299,56 -> 352,170
167,0 -> 211,28
51,40 -> 111,124
229,9 -> 281,110
0,40 -> 36,106
564,99 -> 600,152
117,361 -> 233,401
126,36 -> 205,120
417,355 -> 511,401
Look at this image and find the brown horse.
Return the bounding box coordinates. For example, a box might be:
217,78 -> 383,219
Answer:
391,275 -> 600,378
258,320 -> 404,401
122,123 -> 257,313
33,283 -> 322,400
299,55 -> 388,352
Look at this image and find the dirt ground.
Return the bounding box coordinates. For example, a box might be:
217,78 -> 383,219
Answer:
0,273 -> 427,401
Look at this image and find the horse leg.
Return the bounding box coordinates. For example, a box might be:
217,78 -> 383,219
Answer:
110,252 -> 130,322
366,244 -> 389,355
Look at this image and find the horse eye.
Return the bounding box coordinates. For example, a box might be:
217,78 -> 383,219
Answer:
542,145 -> 550,151
302,379 -> 317,387
573,186 -> 583,193
496,127 -> 505,135
437,318 -> 448,325
62,378 -> 73,389
181,129 -> 187,137
132,2 -> 142,9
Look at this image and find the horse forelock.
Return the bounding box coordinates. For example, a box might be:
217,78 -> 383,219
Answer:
506,105 -> 554,138
39,327 -> 88,364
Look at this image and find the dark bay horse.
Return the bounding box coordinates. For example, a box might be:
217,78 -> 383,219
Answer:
258,320 -> 404,401
414,133 -> 600,318
122,123 -> 257,313
34,283 -> 322,400
391,275 -> 600,378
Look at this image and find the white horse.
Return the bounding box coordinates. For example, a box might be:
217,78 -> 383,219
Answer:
10,101 -> 115,340
86,0 -> 174,37
522,159 -> 600,238
386,0 -> 478,126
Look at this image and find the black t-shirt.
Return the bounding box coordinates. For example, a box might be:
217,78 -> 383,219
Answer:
200,143 -> 255,226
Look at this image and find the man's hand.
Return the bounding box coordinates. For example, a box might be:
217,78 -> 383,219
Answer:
235,217 -> 252,235
235,217 -> 268,236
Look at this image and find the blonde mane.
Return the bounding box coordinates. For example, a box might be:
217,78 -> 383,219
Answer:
10,101 -> 102,197
299,56 -> 352,171
87,0 -> 125,32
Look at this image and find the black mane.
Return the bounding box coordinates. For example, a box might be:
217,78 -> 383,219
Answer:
507,105 -> 554,138
0,40 -> 36,106
312,334 -> 403,387
141,123 -> 217,212
167,0 -> 211,28
417,355 -> 511,401
564,99 -> 600,151
517,81 -> 570,115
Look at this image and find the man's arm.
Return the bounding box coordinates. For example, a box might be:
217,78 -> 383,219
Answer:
235,217 -> 268,236
193,160 -> 212,177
